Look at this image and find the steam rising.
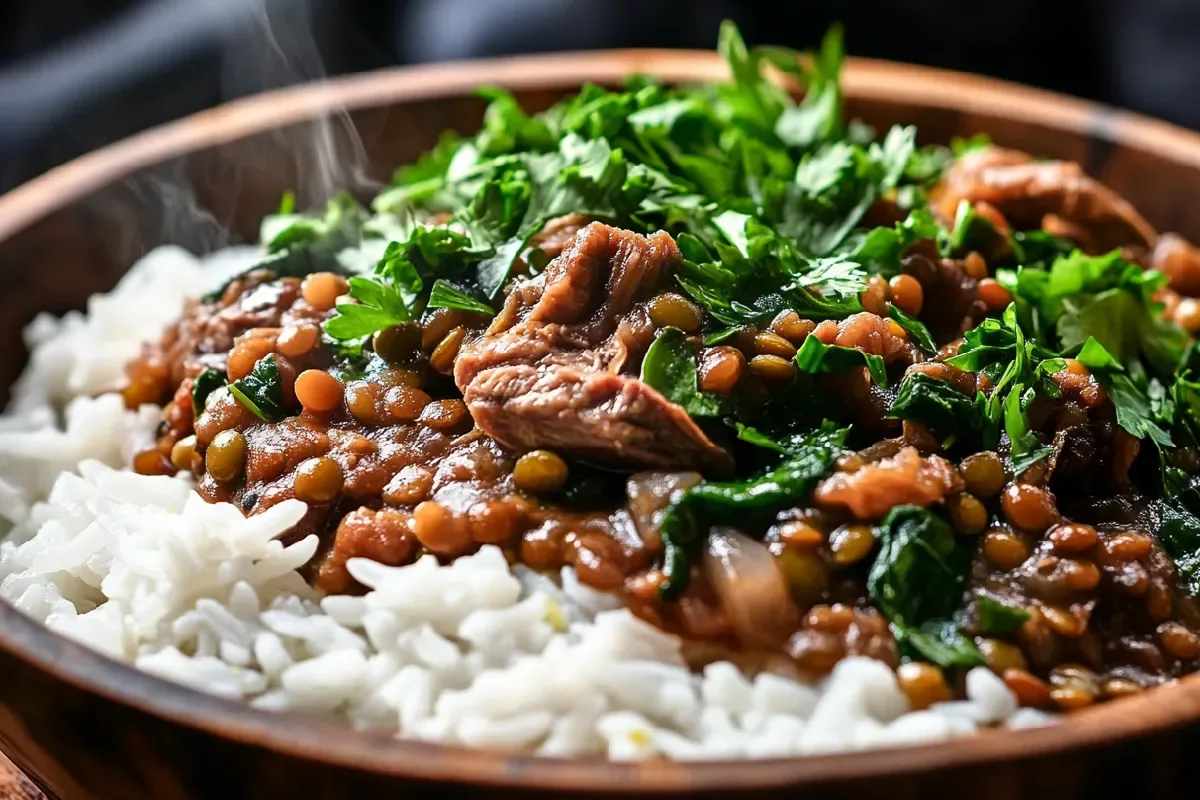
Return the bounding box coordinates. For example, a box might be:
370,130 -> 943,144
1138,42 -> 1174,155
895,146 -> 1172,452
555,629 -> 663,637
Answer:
115,0 -> 377,258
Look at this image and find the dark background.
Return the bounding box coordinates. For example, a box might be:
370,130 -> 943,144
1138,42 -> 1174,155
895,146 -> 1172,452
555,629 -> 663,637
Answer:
1,0 -> 1199,195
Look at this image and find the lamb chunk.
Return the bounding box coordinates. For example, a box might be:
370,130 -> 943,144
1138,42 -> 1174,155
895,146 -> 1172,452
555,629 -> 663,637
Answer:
933,146 -> 1158,254
455,222 -> 732,474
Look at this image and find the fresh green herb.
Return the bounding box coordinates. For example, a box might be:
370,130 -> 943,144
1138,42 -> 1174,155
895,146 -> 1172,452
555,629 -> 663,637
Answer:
868,506 -> 983,668
658,424 -> 847,599
191,369 -> 227,418
951,133 -> 992,156
228,355 -> 289,422
1000,249 -> 1186,375
427,279 -> 496,316
975,596 -> 1031,635
1076,336 -> 1174,449
845,209 -> 939,279
640,327 -> 726,417
946,305 -> 1060,463
773,24 -> 845,151
794,334 -> 887,385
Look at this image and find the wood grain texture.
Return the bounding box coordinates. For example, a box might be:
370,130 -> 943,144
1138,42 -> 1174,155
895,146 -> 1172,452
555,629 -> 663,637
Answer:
3,51 -> 1200,799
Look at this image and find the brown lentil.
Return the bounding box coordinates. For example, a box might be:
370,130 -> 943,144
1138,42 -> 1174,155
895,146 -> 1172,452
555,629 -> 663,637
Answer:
277,323 -> 320,358
382,465 -> 435,506
982,528 -> 1029,570
1040,604 -> 1086,637
513,450 -> 569,494
1047,523 -> 1099,554
962,251 -> 989,280
977,638 -> 1027,674
384,385 -> 432,422
1157,622 -> 1200,659
295,370 -> 345,413
418,399 -> 470,430
647,293 -> 703,332
206,430 -> 247,483
301,272 -> 349,312
1001,482 -> 1058,532
896,662 -> 951,710
860,275 -> 890,316
698,346 -> 745,394
133,449 -> 173,476
344,381 -> 383,424
777,520 -> 825,548
430,326 -> 467,374
959,451 -> 1006,497
1060,559 -> 1102,592
373,323 -> 423,363
753,331 -> 797,359
294,457 -> 344,504
977,278 -> 1012,312
1102,531 -> 1153,562
1003,669 -> 1052,708
774,547 -> 829,606
169,435 -> 199,472
412,500 -> 473,556
1100,677 -> 1143,699
747,354 -> 797,381
769,311 -> 815,342
947,492 -> 988,535
888,274 -> 924,315
828,524 -> 875,565
468,499 -> 522,544
1048,664 -> 1099,709
227,339 -> 275,382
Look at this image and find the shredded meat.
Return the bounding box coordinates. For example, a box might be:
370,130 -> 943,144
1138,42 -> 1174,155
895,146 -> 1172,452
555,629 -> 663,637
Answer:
530,213 -> 592,260
814,446 -> 965,519
933,146 -> 1159,254
455,222 -> 733,473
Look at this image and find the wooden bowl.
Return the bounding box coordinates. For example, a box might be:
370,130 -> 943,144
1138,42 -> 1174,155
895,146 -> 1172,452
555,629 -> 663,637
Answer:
3,51 -> 1200,800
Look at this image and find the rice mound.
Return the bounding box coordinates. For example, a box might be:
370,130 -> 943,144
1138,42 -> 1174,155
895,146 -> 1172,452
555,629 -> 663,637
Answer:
0,245 -> 1053,759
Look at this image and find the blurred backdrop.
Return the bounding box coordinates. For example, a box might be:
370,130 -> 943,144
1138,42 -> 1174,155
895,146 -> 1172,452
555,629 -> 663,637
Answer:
1,0 -> 1198,194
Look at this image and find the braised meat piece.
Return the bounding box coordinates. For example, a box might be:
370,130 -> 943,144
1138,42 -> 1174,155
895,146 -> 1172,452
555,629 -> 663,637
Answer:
455,222 -> 733,474
933,146 -> 1159,254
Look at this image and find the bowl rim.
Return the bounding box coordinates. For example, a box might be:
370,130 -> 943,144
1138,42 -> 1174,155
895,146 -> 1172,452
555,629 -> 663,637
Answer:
5,48 -> 1200,793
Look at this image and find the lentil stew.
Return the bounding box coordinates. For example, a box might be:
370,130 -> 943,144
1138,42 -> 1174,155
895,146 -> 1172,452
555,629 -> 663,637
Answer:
121,22 -> 1200,717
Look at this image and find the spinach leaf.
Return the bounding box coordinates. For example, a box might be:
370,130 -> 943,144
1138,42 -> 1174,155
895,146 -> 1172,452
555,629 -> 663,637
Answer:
886,372 -> 982,441
228,355 -> 289,422
975,596 -> 1030,635
658,424 -> 848,599
427,279 -> 496,316
640,327 -> 726,417
794,334 -> 888,385
1161,498 -> 1200,596
887,304 -> 937,353
868,506 -> 983,668
191,369 -> 227,418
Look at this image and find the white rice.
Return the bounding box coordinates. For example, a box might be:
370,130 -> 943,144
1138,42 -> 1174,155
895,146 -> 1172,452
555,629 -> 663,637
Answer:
0,245 -> 1054,759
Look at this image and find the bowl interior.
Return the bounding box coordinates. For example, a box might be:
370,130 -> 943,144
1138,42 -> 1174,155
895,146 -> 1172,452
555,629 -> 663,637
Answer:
5,51 -> 1200,795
